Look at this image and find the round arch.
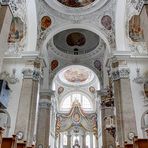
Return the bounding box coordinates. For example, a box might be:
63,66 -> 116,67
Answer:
50,64 -> 102,91
59,90 -> 94,111
41,25 -> 109,90
41,24 -> 111,67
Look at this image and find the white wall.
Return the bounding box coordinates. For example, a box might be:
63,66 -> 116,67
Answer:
2,60 -> 25,136
128,59 -> 148,138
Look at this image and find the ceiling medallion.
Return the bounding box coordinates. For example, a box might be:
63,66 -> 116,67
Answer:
57,0 -> 95,8
41,16 -> 52,31
101,15 -> 112,30
89,86 -> 96,93
51,60 -> 59,71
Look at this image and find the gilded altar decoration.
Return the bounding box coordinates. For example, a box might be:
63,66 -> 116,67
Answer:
101,15 -> 112,30
57,0 -> 95,8
8,17 -> 25,43
66,32 -> 86,46
41,16 -> 52,31
55,100 -> 98,137
51,60 -> 59,71
129,15 -> 144,42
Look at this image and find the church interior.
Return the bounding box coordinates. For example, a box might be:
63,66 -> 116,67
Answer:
0,0 -> 148,148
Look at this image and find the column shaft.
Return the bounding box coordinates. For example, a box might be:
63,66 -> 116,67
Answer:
15,71 -> 39,146
112,64 -> 137,147
36,91 -> 51,148
67,134 -> 71,148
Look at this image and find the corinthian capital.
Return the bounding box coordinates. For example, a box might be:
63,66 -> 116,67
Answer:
112,68 -> 130,80
22,68 -> 42,80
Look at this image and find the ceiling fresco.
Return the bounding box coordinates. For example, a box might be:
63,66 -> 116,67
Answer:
64,67 -> 89,83
53,29 -> 100,55
66,32 -> 86,46
58,65 -> 95,85
57,0 -> 95,8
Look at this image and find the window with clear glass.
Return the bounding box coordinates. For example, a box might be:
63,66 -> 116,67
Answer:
63,134 -> 67,145
86,135 -> 90,148
60,92 -> 93,111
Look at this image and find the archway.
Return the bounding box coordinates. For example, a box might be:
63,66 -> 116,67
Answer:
49,65 -> 101,148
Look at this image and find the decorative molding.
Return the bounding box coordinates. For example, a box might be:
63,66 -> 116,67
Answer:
112,68 -> 130,80
0,69 -> 19,84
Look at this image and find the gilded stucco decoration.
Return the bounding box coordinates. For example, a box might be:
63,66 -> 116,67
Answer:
55,100 -> 98,137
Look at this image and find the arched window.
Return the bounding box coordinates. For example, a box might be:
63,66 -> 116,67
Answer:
73,136 -> 79,145
60,92 -> 93,111
93,135 -> 96,148
86,135 -> 90,148
63,134 -> 67,145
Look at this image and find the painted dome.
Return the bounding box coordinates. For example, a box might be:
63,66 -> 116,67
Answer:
57,0 -> 95,8
58,65 -> 94,85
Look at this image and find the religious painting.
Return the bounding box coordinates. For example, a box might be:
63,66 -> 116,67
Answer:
58,87 -> 64,94
66,32 -> 86,46
41,16 -> 52,31
51,60 -> 58,71
94,60 -> 101,71
64,67 -> 89,83
8,17 -> 24,43
101,15 -> 112,30
144,81 -> 148,98
57,0 -> 95,8
129,15 -> 144,42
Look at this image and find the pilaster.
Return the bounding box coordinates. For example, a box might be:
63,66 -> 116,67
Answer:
15,60 -> 42,146
36,90 -> 52,148
111,60 -> 137,147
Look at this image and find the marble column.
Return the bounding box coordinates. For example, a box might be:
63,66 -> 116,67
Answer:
36,90 -> 51,148
15,67 -> 41,146
90,133 -> 93,148
101,105 -> 115,148
111,62 -> 137,147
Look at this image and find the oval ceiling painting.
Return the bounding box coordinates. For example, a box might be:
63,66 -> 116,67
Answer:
58,65 -> 95,85
64,67 -> 89,83
66,32 -> 86,46
57,0 -> 95,8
